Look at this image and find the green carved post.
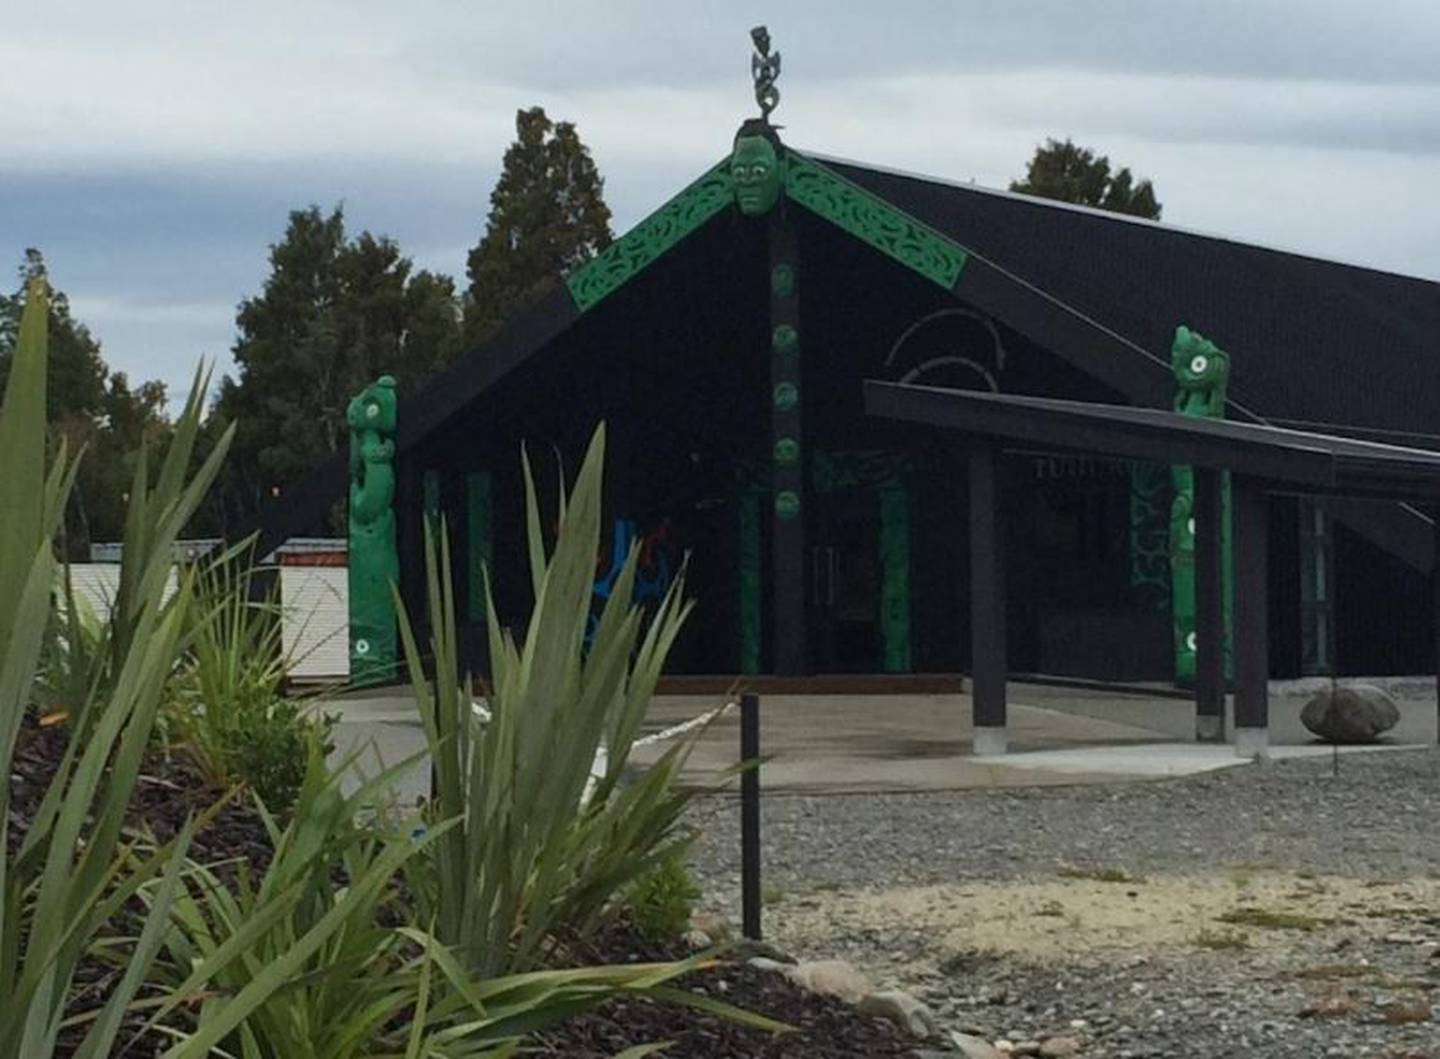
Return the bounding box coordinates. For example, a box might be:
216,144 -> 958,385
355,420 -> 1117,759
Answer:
347,375 -> 399,685
1170,326 -> 1233,684
732,111 -> 805,674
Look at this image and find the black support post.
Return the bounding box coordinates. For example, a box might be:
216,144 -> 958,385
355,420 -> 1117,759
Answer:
969,444 -> 1007,754
1194,466 -> 1226,742
768,215 -> 806,675
739,693 -> 762,941
1233,476 -> 1270,755
1433,508 -> 1440,744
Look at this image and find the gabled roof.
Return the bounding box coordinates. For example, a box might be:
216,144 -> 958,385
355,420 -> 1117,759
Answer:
825,155 -> 1440,443
253,145 -> 1440,559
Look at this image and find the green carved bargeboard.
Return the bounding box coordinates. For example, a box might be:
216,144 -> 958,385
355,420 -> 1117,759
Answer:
784,154 -> 968,290
348,375 -> 399,685
565,160 -> 735,311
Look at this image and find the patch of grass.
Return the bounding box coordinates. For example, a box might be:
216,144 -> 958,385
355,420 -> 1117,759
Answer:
1379,999 -> 1432,1025
1293,964 -> 1372,980
761,885 -> 787,905
1058,865 -> 1145,884
1218,907 -> 1325,932
1226,864 -> 1260,889
1195,928 -> 1249,951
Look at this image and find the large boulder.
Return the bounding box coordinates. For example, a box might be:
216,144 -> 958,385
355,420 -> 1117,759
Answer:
1300,684 -> 1400,743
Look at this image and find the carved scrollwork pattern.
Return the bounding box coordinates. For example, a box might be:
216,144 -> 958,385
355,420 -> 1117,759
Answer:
784,155 -> 968,290
566,161 -> 735,311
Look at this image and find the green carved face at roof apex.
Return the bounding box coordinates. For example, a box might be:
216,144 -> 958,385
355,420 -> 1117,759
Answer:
731,134 -> 784,216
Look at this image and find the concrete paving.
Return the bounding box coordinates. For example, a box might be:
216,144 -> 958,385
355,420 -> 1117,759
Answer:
327,680 -> 1438,798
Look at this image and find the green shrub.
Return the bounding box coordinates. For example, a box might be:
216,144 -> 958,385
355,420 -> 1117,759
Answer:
168,555 -> 334,812
398,423 -> 718,976
628,850 -> 703,941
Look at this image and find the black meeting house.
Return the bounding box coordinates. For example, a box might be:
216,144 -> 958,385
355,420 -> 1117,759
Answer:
256,126 -> 1440,693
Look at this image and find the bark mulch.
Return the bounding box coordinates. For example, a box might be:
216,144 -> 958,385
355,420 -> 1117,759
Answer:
535,927 -> 924,1058
10,716 -> 923,1058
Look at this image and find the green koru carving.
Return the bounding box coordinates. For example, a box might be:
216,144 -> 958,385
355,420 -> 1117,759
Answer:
785,154 -> 968,289
1169,326 -> 1232,684
771,263 -> 795,298
773,381 -> 798,411
566,160 -> 734,311
772,323 -> 798,357
773,436 -> 800,465
731,121 -> 785,216
348,375 -> 399,685
775,490 -> 800,520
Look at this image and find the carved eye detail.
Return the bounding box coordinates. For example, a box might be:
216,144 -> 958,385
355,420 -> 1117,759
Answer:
1190,354 -> 1209,375
366,403 -> 379,419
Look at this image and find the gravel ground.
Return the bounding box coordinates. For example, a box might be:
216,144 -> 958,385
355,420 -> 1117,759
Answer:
685,748 -> 1440,1058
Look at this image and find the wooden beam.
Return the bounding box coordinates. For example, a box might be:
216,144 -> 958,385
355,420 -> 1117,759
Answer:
1194,466 -> 1226,741
969,444 -> 1007,754
1233,476 -> 1270,755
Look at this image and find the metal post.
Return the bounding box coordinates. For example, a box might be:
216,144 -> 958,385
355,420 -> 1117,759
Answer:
1233,477 -> 1270,756
1194,466 -> 1225,741
969,444 -> 1007,755
740,692 -> 762,940
1433,508 -> 1440,743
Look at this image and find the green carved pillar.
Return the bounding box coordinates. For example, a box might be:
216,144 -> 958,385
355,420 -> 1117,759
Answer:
347,375 -> 399,685
732,115 -> 804,674
1170,326 -> 1233,684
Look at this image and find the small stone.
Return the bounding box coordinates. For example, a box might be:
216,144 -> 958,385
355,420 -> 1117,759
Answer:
782,958 -> 874,1005
747,956 -> 788,973
857,989 -> 940,1039
1040,1037 -> 1082,1058
950,1031 -> 1006,1059
682,928 -> 712,950
689,910 -> 733,943
1011,1041 -> 1042,1056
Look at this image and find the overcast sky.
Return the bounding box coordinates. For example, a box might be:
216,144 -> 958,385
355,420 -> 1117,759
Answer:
4,0 -> 1439,405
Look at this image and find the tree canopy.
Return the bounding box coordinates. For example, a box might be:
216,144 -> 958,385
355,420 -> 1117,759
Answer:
1010,138 -> 1162,220
209,206 -> 461,528
0,250 -> 172,553
463,107 -> 612,348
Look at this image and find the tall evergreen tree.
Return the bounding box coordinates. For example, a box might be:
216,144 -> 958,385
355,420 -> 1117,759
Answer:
212,206 -> 461,525
0,250 -> 173,553
463,107 -> 613,348
1010,138 -> 1162,220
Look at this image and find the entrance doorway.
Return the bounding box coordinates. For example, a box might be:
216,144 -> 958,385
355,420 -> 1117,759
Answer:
806,450 -> 915,673
809,489 -> 883,672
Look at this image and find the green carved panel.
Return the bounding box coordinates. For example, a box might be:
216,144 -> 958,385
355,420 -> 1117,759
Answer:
466,471 -> 493,624
785,154 -> 968,290
879,485 -> 912,673
565,160 -> 735,312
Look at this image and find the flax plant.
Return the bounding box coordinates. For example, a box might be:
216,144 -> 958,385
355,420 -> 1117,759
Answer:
0,278 -> 233,1058
398,424 -> 713,977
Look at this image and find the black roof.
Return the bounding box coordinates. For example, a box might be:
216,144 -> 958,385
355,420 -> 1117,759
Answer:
252,148 -> 1440,559
865,380 -> 1440,502
827,156 -> 1440,443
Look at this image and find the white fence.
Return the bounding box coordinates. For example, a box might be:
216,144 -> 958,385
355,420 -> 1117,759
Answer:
68,563 -> 350,684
